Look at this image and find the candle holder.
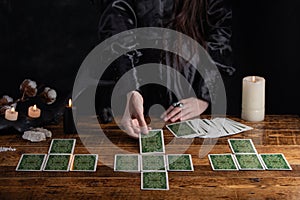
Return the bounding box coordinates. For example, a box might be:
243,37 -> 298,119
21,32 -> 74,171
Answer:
63,99 -> 77,134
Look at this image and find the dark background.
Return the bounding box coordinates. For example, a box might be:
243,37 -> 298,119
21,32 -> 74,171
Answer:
0,0 -> 299,116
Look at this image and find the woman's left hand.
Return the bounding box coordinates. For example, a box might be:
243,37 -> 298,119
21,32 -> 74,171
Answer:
161,97 -> 209,122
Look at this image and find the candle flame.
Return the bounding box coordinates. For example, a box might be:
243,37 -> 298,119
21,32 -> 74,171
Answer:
11,107 -> 15,112
68,99 -> 72,107
252,76 -> 256,82
33,105 -> 37,111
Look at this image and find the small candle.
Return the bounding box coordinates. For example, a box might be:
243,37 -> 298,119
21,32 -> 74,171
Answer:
63,99 -> 77,134
5,107 -> 18,121
28,104 -> 41,118
241,76 -> 265,122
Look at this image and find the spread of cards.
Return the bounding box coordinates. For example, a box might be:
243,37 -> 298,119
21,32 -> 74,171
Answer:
167,117 -> 253,138
208,139 -> 292,171
114,129 -> 194,190
16,139 -> 98,172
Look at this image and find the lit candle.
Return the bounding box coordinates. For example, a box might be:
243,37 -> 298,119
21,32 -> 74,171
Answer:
5,107 -> 18,121
28,104 -> 41,118
63,99 -> 77,134
241,76 -> 265,122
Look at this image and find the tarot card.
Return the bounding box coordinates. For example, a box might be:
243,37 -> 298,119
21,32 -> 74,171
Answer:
43,154 -> 72,172
48,139 -> 76,154
114,154 -> 140,172
141,154 -> 166,171
225,118 -> 253,132
208,154 -> 238,171
141,171 -> 169,190
259,154 -> 292,170
167,154 -> 194,171
16,154 -> 47,171
188,119 -> 208,136
166,121 -> 199,138
139,129 -> 165,154
228,139 -> 257,154
234,154 -> 265,170
70,154 -> 98,172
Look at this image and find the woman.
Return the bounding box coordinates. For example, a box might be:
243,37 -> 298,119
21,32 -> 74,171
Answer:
96,0 -> 235,138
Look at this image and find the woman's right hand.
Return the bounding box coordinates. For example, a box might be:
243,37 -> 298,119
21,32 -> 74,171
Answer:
121,91 -> 149,139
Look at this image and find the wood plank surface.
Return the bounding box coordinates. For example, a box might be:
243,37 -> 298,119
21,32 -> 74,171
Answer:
0,115 -> 300,199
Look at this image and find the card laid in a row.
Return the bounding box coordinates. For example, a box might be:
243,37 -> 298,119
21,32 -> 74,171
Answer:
16,154 -> 98,172
167,118 -> 253,138
208,153 -> 292,171
114,154 -> 194,172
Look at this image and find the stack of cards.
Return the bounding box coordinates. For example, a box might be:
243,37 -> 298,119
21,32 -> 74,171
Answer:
114,129 -> 194,190
16,139 -> 98,172
208,139 -> 292,171
167,118 -> 253,138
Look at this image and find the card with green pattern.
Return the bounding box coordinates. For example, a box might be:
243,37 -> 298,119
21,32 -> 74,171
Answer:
114,154 -> 140,172
71,154 -> 98,172
141,171 -> 169,190
139,129 -> 165,154
43,154 -> 72,172
208,154 -> 238,171
16,154 -> 47,171
167,154 -> 194,171
166,121 -> 199,138
259,154 -> 292,170
234,154 -> 265,170
141,155 -> 166,171
48,139 -> 76,154
228,139 -> 257,154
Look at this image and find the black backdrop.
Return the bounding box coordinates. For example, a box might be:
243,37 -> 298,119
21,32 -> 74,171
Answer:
0,0 -> 299,116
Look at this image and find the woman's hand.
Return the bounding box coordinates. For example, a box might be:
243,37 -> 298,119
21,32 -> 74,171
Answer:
121,91 -> 149,139
161,97 -> 209,122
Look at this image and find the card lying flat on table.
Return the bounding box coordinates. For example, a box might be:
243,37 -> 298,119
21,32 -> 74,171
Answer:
114,154 -> 140,172
234,154 -> 265,170
141,171 -> 169,190
166,121 -> 199,138
228,139 -> 257,154
70,154 -> 98,172
167,154 -> 194,171
208,154 -> 238,171
141,155 -> 166,171
16,154 -> 47,171
43,154 -> 72,172
139,129 -> 165,154
259,154 -> 292,170
48,139 -> 76,154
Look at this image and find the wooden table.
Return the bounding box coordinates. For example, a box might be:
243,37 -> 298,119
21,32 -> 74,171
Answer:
0,115 -> 300,199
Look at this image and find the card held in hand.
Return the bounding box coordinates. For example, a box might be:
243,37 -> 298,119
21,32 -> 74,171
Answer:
228,139 -> 257,154
260,154 -> 292,170
208,154 -> 238,171
234,154 -> 265,170
167,154 -> 194,171
114,154 -> 140,172
141,171 -> 169,190
139,129 -> 165,154
16,154 -> 47,171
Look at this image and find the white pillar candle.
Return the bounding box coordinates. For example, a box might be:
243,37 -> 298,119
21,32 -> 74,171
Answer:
5,107 -> 18,121
241,76 -> 265,122
28,104 -> 41,118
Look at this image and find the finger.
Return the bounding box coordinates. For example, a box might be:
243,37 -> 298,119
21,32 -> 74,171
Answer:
124,125 -> 139,139
170,111 -> 182,122
180,111 -> 193,121
164,107 -> 181,121
160,106 -> 174,119
136,112 -> 149,134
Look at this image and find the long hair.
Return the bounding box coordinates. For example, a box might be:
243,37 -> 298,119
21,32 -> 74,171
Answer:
172,0 -> 207,48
